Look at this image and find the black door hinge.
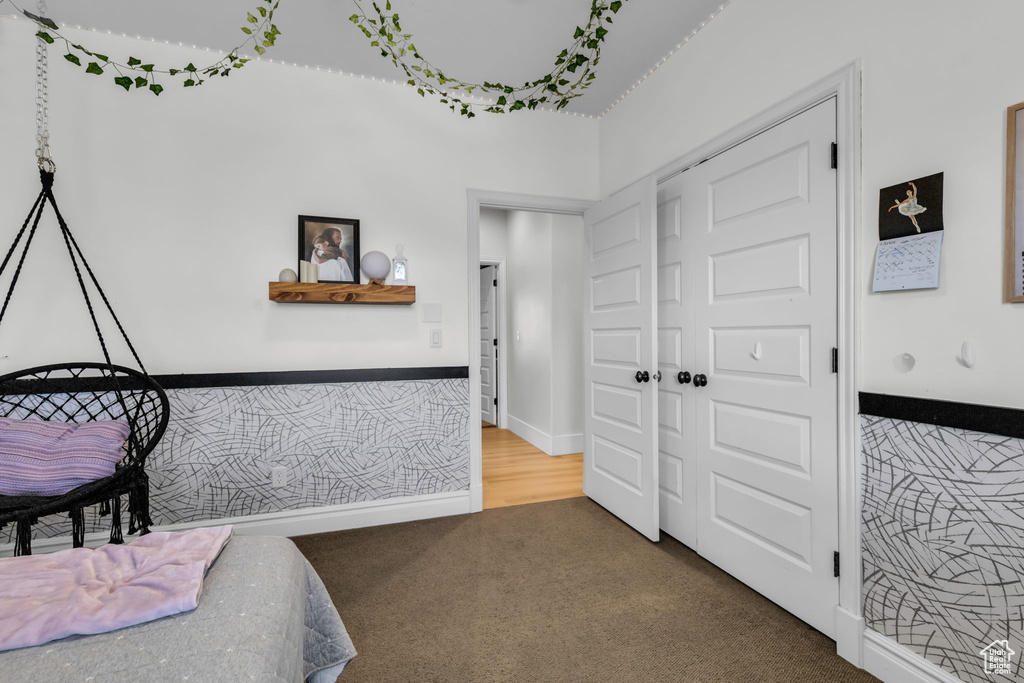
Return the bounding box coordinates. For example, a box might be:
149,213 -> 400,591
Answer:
830,142 -> 838,170
493,339 -> 498,346
833,551 -> 840,578
493,397 -> 498,406
493,279 -> 497,286
831,347 -> 838,374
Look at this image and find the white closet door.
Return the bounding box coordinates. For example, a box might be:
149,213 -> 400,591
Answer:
656,184 -> 696,547
583,176 -> 660,542
480,265 -> 497,426
687,99 -> 839,636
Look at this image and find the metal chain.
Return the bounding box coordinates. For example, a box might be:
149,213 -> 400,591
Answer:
34,0 -> 55,172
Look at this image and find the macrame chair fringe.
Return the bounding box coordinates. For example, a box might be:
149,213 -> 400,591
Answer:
14,518 -> 34,557
108,496 -> 123,545
70,506 -> 85,548
128,471 -> 152,536
0,170 -> 169,555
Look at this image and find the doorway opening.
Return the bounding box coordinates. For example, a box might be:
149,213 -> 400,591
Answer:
475,206 -> 588,510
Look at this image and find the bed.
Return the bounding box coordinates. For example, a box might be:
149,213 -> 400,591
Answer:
0,535 -> 356,682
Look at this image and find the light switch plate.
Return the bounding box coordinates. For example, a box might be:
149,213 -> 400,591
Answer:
429,329 -> 442,348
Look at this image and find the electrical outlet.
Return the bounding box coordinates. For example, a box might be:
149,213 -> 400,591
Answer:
271,466 -> 288,488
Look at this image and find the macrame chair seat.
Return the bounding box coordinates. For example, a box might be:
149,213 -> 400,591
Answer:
0,363 -> 169,555
0,170 -> 170,556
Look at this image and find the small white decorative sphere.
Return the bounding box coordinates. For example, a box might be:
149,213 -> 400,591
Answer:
278,268 -> 298,283
361,251 -> 391,281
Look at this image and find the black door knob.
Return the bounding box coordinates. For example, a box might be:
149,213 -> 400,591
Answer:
635,370 -> 650,383
693,374 -> 708,387
677,371 -> 691,384
641,370 -> 650,383
653,371 -> 662,382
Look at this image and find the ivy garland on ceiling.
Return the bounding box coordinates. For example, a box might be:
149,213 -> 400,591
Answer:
18,0 -> 281,95
15,0 -> 629,114
348,0 -> 629,117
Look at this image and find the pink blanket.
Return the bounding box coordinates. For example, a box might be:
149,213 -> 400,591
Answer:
0,525 -> 232,652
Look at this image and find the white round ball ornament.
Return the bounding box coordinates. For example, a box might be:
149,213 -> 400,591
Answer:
361,250 -> 391,282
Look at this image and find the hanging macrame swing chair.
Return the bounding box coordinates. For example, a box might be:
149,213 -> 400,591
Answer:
0,18 -> 169,556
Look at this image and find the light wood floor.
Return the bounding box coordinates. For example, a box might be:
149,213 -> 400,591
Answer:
482,428 -> 584,510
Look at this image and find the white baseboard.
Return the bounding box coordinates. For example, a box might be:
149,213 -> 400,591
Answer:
469,483 -> 483,512
506,415 -> 552,453
862,629 -> 966,683
551,432 -> 583,455
835,607 -> 864,666
506,415 -> 582,456
0,490 -> 473,557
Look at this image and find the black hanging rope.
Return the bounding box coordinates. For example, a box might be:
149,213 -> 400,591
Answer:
0,185 -> 45,281
43,174 -> 146,374
0,170 -> 144,371
45,175 -> 143,461
63,228 -> 147,374
0,170 -> 169,554
0,175 -> 49,328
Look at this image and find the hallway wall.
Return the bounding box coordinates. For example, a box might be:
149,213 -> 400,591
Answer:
482,210 -> 583,454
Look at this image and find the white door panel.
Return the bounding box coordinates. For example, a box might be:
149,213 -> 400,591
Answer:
658,99 -> 839,637
692,99 -> 839,637
656,181 -> 696,547
710,235 -> 810,301
584,176 -> 659,542
480,266 -> 497,425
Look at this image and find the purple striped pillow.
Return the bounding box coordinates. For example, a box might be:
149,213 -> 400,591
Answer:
0,417 -> 131,496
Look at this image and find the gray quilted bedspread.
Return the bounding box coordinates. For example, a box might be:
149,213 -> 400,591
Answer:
0,535 -> 356,682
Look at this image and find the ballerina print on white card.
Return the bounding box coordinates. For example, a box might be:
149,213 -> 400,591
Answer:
878,172 -> 944,240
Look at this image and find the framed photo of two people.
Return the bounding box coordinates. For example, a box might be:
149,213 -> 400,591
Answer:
298,215 -> 360,284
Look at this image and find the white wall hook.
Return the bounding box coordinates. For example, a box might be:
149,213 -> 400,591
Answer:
960,340 -> 976,369
893,353 -> 915,373
751,342 -> 762,361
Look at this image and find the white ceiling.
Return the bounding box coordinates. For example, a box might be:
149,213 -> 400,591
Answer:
0,0 -> 729,116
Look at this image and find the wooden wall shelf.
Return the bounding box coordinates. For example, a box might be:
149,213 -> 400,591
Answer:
269,282 -> 416,305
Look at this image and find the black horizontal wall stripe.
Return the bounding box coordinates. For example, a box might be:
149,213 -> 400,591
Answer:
0,367 -> 469,396
153,366 -> 469,390
860,392 -> 1024,440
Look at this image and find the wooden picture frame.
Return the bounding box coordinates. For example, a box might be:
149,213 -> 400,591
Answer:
298,215 -> 360,284
1005,101 -> 1024,302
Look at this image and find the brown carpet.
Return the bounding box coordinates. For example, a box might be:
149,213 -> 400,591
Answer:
295,497 -> 878,683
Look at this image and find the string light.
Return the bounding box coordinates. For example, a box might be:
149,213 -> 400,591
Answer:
598,1 -> 733,119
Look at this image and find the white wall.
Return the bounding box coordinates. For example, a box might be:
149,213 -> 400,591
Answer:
550,214 -> 584,441
0,18 -> 598,375
599,0 -> 1024,409
502,210 -> 583,453
506,210 -> 553,436
479,207 -> 508,261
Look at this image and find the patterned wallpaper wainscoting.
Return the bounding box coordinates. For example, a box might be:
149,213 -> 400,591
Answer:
861,414 -> 1024,683
3,377 -> 469,542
